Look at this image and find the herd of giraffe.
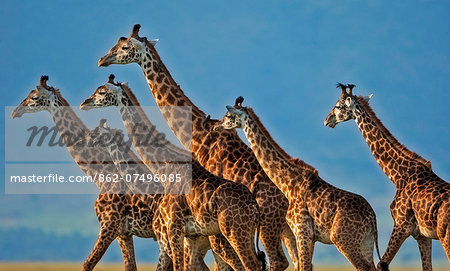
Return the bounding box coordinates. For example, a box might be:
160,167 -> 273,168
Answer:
10,24 -> 449,271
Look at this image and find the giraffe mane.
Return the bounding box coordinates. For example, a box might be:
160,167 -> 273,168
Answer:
145,40 -> 207,116
245,107 -> 318,174
119,82 -> 142,106
51,89 -> 89,131
356,96 -> 432,169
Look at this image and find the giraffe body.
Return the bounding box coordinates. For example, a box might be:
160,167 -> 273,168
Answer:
324,84 -> 450,270
215,98 -> 382,271
97,24 -> 296,270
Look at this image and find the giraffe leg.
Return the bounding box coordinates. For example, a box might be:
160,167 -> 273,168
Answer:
157,230 -> 176,271
361,230 -> 376,266
153,202 -> 176,271
415,236 -> 433,271
254,183 -> 289,271
167,224 -> 185,271
377,225 -> 412,270
437,201 -> 450,260
222,230 -> 261,271
190,236 -> 234,271
259,213 -> 289,271
437,225 -> 450,260
333,241 -> 374,271
216,195 -> 265,271
209,234 -> 245,270
295,234 -> 314,271
292,220 -> 314,271
331,231 -> 375,271
330,214 -> 375,271
155,240 -> 173,271
281,222 -> 299,270
81,227 -> 116,271
213,251 -> 234,271
184,236 -> 210,271
117,235 -> 137,271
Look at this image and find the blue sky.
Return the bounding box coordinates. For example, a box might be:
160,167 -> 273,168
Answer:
1,0 -> 449,266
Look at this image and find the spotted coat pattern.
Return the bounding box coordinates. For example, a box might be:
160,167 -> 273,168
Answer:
324,85 -> 450,271
12,76 -> 161,271
97,24 -> 297,271
81,78 -> 265,271
216,101 -> 382,271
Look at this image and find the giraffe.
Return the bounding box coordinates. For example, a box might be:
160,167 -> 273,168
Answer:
11,76 -> 163,271
84,118 -> 190,271
214,96 -> 383,271
97,24 -> 297,271
324,83 -> 450,270
85,117 -> 266,271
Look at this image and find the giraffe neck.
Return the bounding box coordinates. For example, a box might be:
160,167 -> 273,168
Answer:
138,43 -> 210,154
115,87 -> 204,193
241,108 -> 317,196
104,136 -> 164,195
48,101 -> 87,146
116,86 -> 191,163
48,101 -> 119,192
353,97 -> 430,189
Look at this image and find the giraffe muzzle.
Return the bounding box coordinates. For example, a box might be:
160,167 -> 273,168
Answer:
323,115 -> 336,128
98,55 -> 116,67
11,107 -> 25,119
80,99 -> 94,111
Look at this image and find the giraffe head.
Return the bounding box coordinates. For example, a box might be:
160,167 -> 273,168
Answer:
214,96 -> 248,131
86,119 -> 124,148
12,76 -> 64,118
98,24 -> 158,67
80,74 -> 127,110
324,83 -> 372,128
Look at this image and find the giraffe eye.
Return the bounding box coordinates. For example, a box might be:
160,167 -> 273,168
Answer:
31,96 -> 39,100
99,91 -> 106,95
122,46 -> 130,50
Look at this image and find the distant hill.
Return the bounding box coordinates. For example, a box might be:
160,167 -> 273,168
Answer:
0,227 -> 160,263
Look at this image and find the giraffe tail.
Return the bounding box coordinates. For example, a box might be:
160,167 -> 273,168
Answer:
255,208 -> 266,271
252,181 -> 266,271
373,216 -> 389,271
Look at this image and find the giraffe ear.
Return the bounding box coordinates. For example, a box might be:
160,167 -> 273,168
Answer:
130,37 -> 145,49
105,83 -> 120,93
149,39 -> 159,45
36,85 -> 51,97
121,82 -> 129,87
363,94 -> 373,102
36,85 -> 46,93
344,96 -> 354,107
